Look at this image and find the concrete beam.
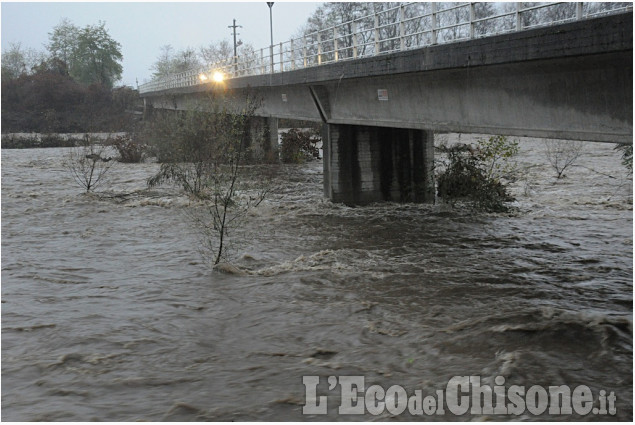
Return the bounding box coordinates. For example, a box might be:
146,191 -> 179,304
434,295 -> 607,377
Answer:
144,13 -> 631,92
143,13 -> 632,143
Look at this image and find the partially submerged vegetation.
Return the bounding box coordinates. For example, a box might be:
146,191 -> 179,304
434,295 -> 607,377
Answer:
143,95 -> 277,266
614,144 -> 633,172
64,134 -> 115,193
544,139 -> 584,179
280,128 -> 321,164
111,134 -> 147,163
436,135 -> 520,212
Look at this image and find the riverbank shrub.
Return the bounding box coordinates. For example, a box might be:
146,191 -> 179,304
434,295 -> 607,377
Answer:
111,134 -> 147,163
280,128 -> 321,163
437,135 -> 518,212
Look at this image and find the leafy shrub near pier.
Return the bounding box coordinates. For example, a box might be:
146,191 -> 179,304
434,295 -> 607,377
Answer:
280,128 -> 321,163
437,135 -> 519,212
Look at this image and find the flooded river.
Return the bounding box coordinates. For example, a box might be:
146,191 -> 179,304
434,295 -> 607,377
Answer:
2,135 -> 632,420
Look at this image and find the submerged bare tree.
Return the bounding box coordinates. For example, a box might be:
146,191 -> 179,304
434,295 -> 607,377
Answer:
65,134 -> 115,192
145,94 -> 276,266
544,139 -> 584,179
194,97 -> 269,265
192,162 -> 273,266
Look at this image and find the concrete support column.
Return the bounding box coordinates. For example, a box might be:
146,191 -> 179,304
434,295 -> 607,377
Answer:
321,123 -> 332,199
142,98 -> 154,121
266,117 -> 279,154
322,123 -> 434,205
247,116 -> 279,162
420,129 -> 435,202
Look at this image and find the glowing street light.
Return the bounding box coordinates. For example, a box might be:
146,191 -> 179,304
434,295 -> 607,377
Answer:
199,72 -> 224,83
212,71 -> 225,82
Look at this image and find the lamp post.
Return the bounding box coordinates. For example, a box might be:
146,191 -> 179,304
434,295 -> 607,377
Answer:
267,2 -> 274,73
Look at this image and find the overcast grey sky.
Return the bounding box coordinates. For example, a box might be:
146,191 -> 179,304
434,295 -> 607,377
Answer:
1,1 -> 322,87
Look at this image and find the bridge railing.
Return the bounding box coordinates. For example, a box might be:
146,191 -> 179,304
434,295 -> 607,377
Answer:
139,2 -> 632,94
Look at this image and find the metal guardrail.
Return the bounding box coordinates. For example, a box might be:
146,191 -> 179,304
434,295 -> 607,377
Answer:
139,2 -> 632,94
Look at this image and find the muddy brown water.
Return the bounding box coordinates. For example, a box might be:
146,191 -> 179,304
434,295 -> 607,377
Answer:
1,135 -> 632,421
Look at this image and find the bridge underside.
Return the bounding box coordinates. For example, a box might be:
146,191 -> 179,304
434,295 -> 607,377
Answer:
142,13 -> 632,204
150,49 -> 631,145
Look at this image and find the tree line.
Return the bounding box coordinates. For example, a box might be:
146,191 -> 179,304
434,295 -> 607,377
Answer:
1,18 -> 135,133
3,18 -> 122,87
150,40 -> 261,79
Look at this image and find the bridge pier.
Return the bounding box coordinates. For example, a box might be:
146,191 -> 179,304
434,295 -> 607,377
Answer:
142,98 -> 154,121
322,124 -> 434,205
246,116 -> 279,162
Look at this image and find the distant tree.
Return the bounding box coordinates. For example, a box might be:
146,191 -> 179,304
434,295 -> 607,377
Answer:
47,18 -> 79,66
172,47 -> 200,73
47,19 -> 123,87
150,40 -> 261,79
293,2 -> 498,61
150,44 -> 175,78
280,128 -> 321,163
31,57 -> 70,76
294,2 -> 375,61
199,40 -> 234,67
151,44 -> 201,78
199,40 -> 259,74
72,21 -> 123,87
1,42 -> 46,80
1,43 -> 29,80
234,43 -> 259,75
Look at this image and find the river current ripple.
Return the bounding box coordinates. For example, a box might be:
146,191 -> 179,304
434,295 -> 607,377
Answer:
1,135 -> 632,421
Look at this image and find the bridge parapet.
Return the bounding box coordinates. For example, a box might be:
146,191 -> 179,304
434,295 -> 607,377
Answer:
139,2 -> 632,94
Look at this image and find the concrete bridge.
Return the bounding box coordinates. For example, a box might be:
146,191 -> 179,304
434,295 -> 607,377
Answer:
140,4 -> 632,204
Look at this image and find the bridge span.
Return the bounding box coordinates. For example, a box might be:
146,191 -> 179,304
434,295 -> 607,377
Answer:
140,7 -> 632,205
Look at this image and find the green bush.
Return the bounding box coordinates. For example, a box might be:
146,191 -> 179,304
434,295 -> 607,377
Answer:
280,128 -> 320,164
437,136 -> 518,212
